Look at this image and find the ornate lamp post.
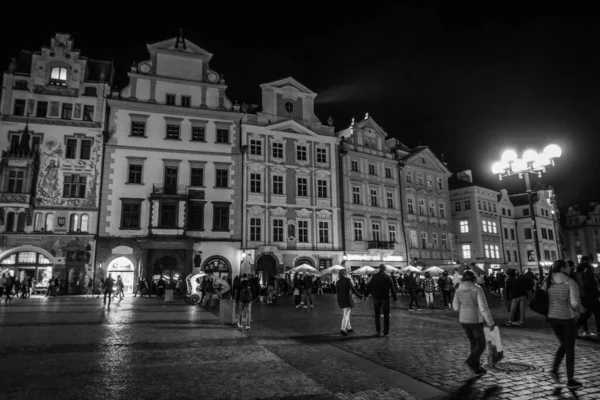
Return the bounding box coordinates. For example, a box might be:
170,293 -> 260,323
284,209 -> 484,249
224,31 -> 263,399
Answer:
491,144 -> 562,278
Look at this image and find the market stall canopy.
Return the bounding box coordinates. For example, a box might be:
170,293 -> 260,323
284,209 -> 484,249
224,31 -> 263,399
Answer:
384,265 -> 403,274
351,266 -> 376,275
289,264 -> 321,276
423,266 -> 444,276
401,265 -> 421,273
320,265 -> 347,275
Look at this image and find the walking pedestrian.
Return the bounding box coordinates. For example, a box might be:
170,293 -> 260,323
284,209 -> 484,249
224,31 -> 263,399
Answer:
86,276 -> 93,297
452,270 -> 494,376
336,269 -> 363,336
365,264 -> 397,337
104,273 -> 114,307
574,256 -> 600,338
546,260 -> 585,389
423,272 -> 436,308
236,274 -> 253,330
406,272 -> 422,311
439,271 -> 454,310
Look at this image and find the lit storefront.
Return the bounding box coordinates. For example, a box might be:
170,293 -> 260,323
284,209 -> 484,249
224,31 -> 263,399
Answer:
345,253 -> 405,272
0,249 -> 55,292
106,256 -> 135,293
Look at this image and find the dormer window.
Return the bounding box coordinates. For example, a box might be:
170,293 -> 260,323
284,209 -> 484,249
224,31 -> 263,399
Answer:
50,67 -> 67,86
284,101 -> 294,113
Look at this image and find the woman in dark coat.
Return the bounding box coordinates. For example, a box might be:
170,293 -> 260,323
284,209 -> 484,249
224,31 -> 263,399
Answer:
337,269 -> 363,336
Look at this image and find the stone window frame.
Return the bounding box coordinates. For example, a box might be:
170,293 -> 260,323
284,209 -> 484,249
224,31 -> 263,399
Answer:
129,114 -> 149,138
248,132 -> 265,161
369,187 -> 378,207
248,206 -> 264,242
126,156 -> 147,185
270,165 -> 286,195
315,144 -> 329,166
248,163 -> 265,194
350,159 -> 360,172
371,221 -> 381,241
271,217 -> 286,243
405,170 -> 413,183
385,167 -> 393,179
416,172 -> 424,185
437,177 -> 443,190
212,201 -> 231,232
315,170 -> 331,199
165,93 -> 176,106
190,119 -> 208,142
418,198 -> 426,215
431,232 -> 438,249
214,162 -> 232,189
64,133 -> 92,161
317,214 -> 332,244
429,201 -> 436,217
386,191 -> 394,208
215,122 -> 233,144
368,163 -> 377,176
409,230 -> 418,248
420,231 -> 428,249
353,219 -> 364,241
352,186 -> 362,205
388,222 -> 397,243
48,63 -> 69,86
164,116 -> 183,140
297,218 -> 311,244
12,98 -> 26,116
407,196 -> 415,214
438,202 -> 446,218
427,175 -> 434,187
271,136 -> 286,163
295,168 -> 311,198
119,198 -> 143,230
461,244 -> 471,259
295,140 -> 310,166
189,160 -> 207,187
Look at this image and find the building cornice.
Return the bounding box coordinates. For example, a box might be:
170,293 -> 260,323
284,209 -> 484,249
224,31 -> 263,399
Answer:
128,72 -> 227,90
108,98 -> 242,120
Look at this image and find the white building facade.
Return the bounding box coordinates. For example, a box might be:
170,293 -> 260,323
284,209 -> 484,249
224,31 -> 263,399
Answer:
0,33 -> 112,294
96,34 -> 243,292
563,203 -> 600,264
240,78 -> 341,282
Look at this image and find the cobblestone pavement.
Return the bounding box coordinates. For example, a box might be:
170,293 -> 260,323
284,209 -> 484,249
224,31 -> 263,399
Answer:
1,292 -> 598,400
247,292 -> 600,400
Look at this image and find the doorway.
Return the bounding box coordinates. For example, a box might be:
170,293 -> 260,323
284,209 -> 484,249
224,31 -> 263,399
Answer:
256,255 -> 277,286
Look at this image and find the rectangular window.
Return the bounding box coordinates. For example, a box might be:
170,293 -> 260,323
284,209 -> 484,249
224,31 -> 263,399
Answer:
317,180 -> 328,198
420,232 -> 427,248
250,140 -> 262,155
272,219 -> 284,242
352,187 -> 361,204
250,218 -> 261,241
465,200 -> 471,210
32,136 -> 41,153
541,228 -> 548,240
485,244 -> 491,258
389,225 -> 397,242
120,200 -> 141,229
513,250 -> 518,261
460,220 -> 469,233
478,200 -> 482,210
502,208 -> 506,216
455,201 -> 461,212
187,202 -> 204,231
527,250 -> 536,261
405,171 -> 412,183
61,103 -> 73,120
164,166 -> 178,188
385,168 -> 393,179
506,250 -> 511,262
250,173 -> 261,193
462,244 -> 471,259
316,148 -> 328,163
166,124 -> 180,140
491,221 -> 497,234
548,229 -> 554,240
437,177 -> 443,189
551,251 -> 558,261
511,229 -> 515,240
191,126 -> 205,141
272,142 -> 283,159
66,139 -> 77,159
36,101 -> 48,117
482,220 -> 488,233
190,168 -> 203,187
354,221 -> 363,241
439,203 -> 445,218
544,249 -> 551,260
370,189 -> 378,207
215,169 -> 228,188
410,230 -> 418,248
83,105 -> 94,121
429,202 -> 436,217
387,192 -> 394,208
80,139 -> 92,160
131,121 -> 146,137
441,233 -> 448,249
523,209 -> 530,216
372,223 -> 380,241
166,94 -> 176,105
508,209 -> 512,217
416,173 -> 424,185
181,96 -> 191,107
431,233 -> 438,248
418,199 -> 425,215
128,164 -> 142,184
7,171 -> 24,193
296,145 -> 307,161
319,221 -> 330,243
351,160 -> 359,172
216,129 -> 229,143
9,135 -> 19,152
494,245 -> 500,259
298,220 -> 309,243
407,198 -> 414,214
13,99 -> 26,116
427,175 -> 433,187
159,202 -> 178,228
213,204 -> 230,231
524,228 -> 532,240
63,174 -> 86,198
504,227 -> 508,239
368,164 -> 376,175
297,178 -> 308,197
272,175 -> 283,195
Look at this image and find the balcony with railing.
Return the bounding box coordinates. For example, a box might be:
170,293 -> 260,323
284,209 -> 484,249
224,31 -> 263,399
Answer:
0,191 -> 31,206
366,240 -> 396,250
151,184 -> 189,198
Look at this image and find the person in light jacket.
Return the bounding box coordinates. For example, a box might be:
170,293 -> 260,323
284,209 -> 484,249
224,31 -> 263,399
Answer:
545,259 -> 585,390
336,269 -> 363,336
452,270 -> 494,376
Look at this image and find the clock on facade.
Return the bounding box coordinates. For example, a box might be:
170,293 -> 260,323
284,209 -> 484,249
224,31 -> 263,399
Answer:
207,73 -> 218,83
139,63 -> 151,74
284,101 -> 294,113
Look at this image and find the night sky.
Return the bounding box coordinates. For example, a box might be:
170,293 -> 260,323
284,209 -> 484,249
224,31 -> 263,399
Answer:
3,5 -> 599,215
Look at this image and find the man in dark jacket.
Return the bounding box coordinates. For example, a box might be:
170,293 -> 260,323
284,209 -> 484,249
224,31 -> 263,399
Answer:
365,264 -> 398,336
575,255 -> 600,338
104,273 -> 114,306
505,271 -> 529,327
337,269 -> 363,336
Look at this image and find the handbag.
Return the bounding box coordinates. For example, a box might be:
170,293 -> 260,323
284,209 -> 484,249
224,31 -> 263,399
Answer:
483,326 -> 504,366
530,276 -> 551,317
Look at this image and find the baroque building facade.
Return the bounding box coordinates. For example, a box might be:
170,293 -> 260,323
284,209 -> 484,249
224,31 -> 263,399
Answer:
0,33 -> 112,294
96,34 -> 243,292
337,115 -> 408,270
240,78 -> 341,282
392,143 -> 456,267
563,203 -> 600,264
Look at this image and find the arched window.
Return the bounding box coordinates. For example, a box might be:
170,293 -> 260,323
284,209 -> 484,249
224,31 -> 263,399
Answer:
80,214 -> 89,232
45,214 -> 54,232
69,214 -> 79,232
34,213 -> 43,231
50,67 -> 67,85
201,256 -> 231,278
5,212 -> 15,232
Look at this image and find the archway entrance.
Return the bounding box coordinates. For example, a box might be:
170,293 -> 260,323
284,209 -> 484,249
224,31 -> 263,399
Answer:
294,257 -> 314,267
153,256 -> 181,290
202,256 -> 231,279
0,250 -> 54,293
107,257 -> 135,293
256,255 -> 277,286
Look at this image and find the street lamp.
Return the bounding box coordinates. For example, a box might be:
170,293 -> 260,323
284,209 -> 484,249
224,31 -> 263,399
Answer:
491,144 -> 562,278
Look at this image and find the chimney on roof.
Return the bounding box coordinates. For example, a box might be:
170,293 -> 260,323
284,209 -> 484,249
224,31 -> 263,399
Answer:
457,170 -> 473,183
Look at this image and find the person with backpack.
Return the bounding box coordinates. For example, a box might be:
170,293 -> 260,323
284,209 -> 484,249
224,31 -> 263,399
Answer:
574,256 -> 600,338
236,274 -> 253,330
546,259 -> 585,390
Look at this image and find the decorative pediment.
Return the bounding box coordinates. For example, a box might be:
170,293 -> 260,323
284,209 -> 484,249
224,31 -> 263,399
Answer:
261,77 -> 315,95
270,207 -> 286,217
404,147 -> 451,175
267,119 -> 318,137
316,210 -> 332,220
248,132 -> 263,140
272,165 -> 286,174
296,167 -> 310,176
248,206 -> 264,217
248,163 -> 265,173
296,208 -> 312,218
315,170 -> 332,179
355,115 -> 389,138
147,37 -> 213,59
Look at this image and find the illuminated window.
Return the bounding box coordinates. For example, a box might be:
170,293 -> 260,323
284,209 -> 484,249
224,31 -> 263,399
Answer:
462,244 -> 471,259
460,220 -> 469,233
354,221 -> 363,241
50,67 -> 67,85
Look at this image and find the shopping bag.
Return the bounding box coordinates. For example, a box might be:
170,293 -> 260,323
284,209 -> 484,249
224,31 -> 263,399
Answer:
483,326 -> 504,366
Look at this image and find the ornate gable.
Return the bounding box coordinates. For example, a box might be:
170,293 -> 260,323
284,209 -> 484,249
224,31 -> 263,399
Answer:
261,77 -> 315,95
404,148 -> 451,175
267,120 -> 317,137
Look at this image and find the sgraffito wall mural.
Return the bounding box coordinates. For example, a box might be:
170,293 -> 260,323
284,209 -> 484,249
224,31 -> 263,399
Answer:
36,133 -> 102,208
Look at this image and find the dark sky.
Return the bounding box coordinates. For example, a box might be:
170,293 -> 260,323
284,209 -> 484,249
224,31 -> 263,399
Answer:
3,4 -> 599,214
